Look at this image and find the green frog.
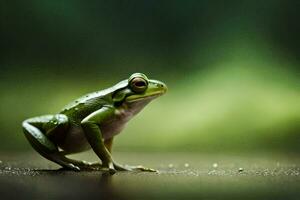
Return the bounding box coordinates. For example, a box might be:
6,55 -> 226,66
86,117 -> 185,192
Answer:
22,73 -> 167,173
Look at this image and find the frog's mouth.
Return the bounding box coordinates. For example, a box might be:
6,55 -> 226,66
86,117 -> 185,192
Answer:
125,92 -> 163,103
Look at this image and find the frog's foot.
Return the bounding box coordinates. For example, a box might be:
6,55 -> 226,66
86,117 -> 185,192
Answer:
62,158 -> 100,170
57,163 -> 81,171
132,165 -> 157,172
129,165 -> 157,172
65,159 -> 116,174
113,162 -> 157,172
44,154 -> 81,171
73,161 -> 103,170
80,163 -> 116,174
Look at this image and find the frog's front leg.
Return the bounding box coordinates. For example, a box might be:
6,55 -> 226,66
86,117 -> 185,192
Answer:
22,114 -> 81,171
81,107 -> 156,173
81,106 -> 116,173
104,137 -> 157,172
77,137 -> 118,170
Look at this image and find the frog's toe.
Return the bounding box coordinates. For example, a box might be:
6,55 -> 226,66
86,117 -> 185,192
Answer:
132,165 -> 157,172
64,163 -> 81,171
108,168 -> 117,174
99,167 -> 116,174
88,162 -> 102,167
114,163 -> 157,172
79,162 -> 103,170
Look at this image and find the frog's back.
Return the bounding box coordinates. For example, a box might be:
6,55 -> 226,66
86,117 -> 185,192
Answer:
59,80 -> 128,121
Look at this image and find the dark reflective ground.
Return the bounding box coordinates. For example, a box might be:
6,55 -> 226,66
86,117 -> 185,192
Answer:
0,152 -> 299,200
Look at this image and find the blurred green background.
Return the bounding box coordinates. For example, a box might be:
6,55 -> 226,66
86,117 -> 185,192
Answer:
1,0 -> 299,153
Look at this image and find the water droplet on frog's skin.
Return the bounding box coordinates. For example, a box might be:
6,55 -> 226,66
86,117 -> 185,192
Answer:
53,121 -> 58,125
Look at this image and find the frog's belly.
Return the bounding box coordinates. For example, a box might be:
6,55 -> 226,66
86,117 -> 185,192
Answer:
58,125 -> 91,153
59,120 -> 126,153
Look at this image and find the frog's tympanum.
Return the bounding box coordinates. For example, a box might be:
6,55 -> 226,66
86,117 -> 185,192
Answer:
22,73 -> 167,173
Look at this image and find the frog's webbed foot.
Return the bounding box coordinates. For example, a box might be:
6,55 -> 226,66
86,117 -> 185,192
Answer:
86,162 -> 116,174
71,160 -> 103,170
62,158 -> 98,168
61,159 -> 155,173
64,159 -> 116,173
113,162 -> 157,172
131,165 -> 157,172
44,154 -> 81,171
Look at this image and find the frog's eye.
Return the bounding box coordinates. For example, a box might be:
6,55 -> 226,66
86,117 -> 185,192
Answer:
129,77 -> 148,93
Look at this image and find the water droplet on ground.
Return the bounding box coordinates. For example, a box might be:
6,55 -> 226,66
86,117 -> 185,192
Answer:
184,163 -> 189,168
238,167 -> 244,172
213,163 -> 218,168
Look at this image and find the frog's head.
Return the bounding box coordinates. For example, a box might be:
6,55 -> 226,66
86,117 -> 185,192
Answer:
112,73 -> 167,107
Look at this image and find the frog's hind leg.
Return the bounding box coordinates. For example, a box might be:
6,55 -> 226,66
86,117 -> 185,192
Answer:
22,114 -> 80,171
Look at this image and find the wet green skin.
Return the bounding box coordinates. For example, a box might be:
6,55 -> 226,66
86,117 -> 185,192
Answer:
22,73 -> 167,173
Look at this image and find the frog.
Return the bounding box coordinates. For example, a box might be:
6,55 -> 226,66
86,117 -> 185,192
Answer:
22,73 -> 167,173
